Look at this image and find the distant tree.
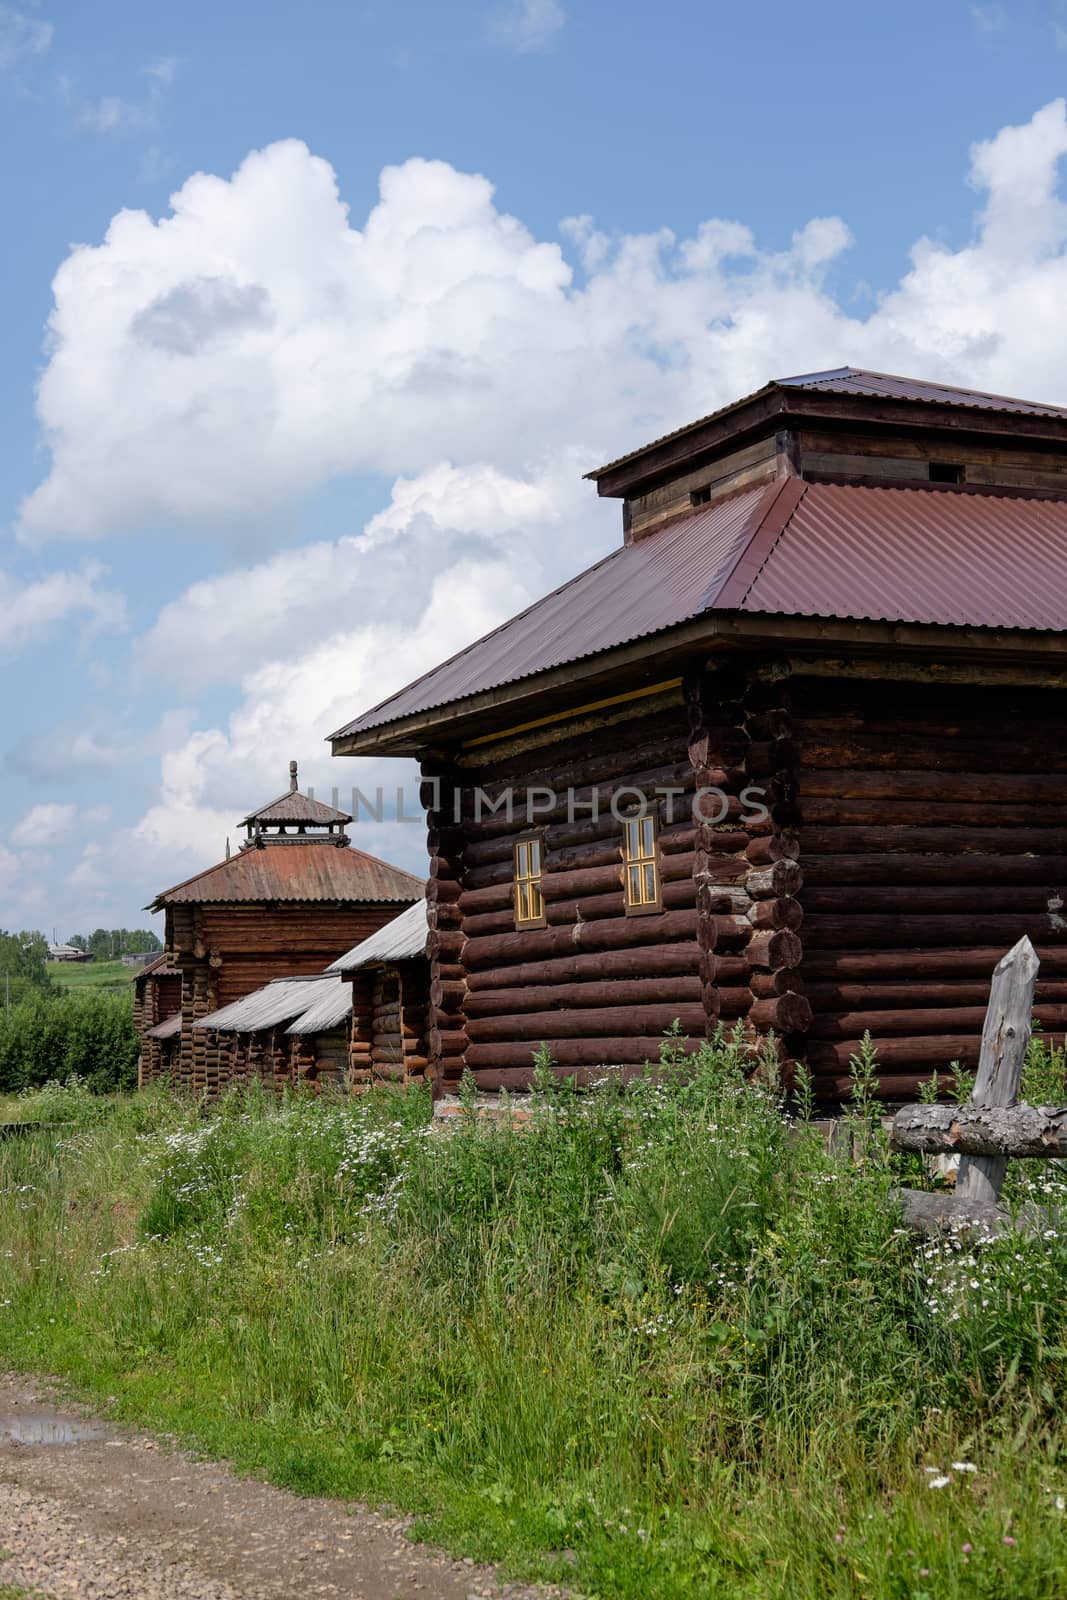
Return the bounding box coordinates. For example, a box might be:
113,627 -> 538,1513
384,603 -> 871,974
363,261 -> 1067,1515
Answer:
74,928 -> 161,960
123,929 -> 162,954
0,930 -> 54,1001
67,934 -> 88,952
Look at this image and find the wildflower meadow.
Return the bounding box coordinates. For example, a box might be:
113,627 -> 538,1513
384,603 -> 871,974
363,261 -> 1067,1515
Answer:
1,1033 -> 1066,1598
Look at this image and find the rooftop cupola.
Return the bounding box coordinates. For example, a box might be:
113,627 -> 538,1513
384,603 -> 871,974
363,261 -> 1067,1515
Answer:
588,367 -> 1067,542
239,759 -> 353,849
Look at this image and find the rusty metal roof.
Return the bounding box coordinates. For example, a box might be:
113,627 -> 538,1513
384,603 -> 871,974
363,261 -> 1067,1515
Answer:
241,761 -> 351,827
331,484 -> 773,740
285,975 -> 352,1034
328,899 -> 429,973
146,1011 -> 181,1041
150,842 -> 423,909
589,367 -> 1067,480
332,477 -> 1067,745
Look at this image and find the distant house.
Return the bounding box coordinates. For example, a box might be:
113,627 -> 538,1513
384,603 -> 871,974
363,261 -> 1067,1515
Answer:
142,761 -> 423,1096
329,369 -> 1067,1106
122,951 -> 162,969
47,943 -> 93,963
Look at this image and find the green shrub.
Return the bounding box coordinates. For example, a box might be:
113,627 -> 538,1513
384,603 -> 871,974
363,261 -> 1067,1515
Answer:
0,988 -> 138,1095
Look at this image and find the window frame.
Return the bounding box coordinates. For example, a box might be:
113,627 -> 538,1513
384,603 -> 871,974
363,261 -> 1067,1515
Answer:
513,833 -> 547,929
621,809 -> 663,916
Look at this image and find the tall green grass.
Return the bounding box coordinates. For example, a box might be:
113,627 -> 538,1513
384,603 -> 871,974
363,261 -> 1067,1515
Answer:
0,1043 -> 1066,1598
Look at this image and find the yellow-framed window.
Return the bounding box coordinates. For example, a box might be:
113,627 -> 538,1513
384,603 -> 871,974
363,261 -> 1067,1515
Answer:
514,836 -> 545,927
622,812 -> 661,912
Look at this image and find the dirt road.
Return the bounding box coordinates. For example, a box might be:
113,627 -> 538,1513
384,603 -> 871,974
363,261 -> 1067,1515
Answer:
0,1374 -> 570,1600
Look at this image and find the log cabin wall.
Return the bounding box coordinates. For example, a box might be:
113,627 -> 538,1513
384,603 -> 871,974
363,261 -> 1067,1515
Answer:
791,670 -> 1067,1103
348,961 -> 430,1088
135,966 -> 182,1086
441,684 -> 716,1092
167,901 -> 403,1097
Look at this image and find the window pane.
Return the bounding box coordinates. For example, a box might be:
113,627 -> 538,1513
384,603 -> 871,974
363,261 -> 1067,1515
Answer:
643,863 -> 657,903
640,817 -> 654,856
517,842 -> 528,876
530,839 -> 541,872
627,864 -> 641,903
517,882 -> 529,921
530,881 -> 543,917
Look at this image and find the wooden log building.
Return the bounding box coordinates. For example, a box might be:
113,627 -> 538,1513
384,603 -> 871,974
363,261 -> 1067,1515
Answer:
146,761 -> 422,1095
329,900 -> 431,1088
193,972 -> 352,1093
329,369 -> 1067,1105
134,952 -> 183,1084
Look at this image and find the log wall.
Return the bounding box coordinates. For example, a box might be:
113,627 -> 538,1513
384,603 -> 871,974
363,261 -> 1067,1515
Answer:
166,900 -> 407,1098
135,966 -> 182,1087
349,960 -> 430,1088
792,673 -> 1067,1101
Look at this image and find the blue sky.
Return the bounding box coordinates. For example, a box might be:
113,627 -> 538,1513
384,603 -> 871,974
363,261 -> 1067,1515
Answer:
3,0 -> 1067,938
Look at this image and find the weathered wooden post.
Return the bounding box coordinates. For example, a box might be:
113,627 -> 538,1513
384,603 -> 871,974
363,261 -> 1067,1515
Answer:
955,935 -> 1040,1206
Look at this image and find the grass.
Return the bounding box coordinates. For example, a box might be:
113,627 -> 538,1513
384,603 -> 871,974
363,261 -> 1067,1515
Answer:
0,1040 -> 1066,1598
48,960 -> 137,996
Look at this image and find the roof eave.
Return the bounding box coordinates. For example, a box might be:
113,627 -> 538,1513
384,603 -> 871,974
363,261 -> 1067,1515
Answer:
329,610 -> 1067,758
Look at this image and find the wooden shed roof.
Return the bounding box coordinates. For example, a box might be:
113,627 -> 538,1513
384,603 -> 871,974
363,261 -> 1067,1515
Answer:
328,899 -> 428,973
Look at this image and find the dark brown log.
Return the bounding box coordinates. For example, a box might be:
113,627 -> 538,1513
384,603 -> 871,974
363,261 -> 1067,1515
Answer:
805,1035 -> 982,1070
747,898 -> 804,932
803,854 -> 1067,888
749,969 -> 804,998
749,994 -> 813,1033
465,977 -> 703,1016
803,769 -> 1067,803
892,1102 -> 1067,1157
802,914 -> 1067,950
429,979 -> 466,1010
809,1004 -> 1067,1040
464,1035 -> 701,1069
469,1064 -> 660,1091
801,946 -> 1067,981
802,885 -> 1067,915
801,798 -> 1063,828
805,979 -> 1067,1010
465,942 -> 700,991
466,1002 -> 707,1043
463,909 -> 698,970
746,929 -> 803,970
746,859 -> 803,898
802,826 -> 1067,858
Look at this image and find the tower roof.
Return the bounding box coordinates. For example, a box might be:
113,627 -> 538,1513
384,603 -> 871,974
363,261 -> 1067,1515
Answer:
240,759 -> 352,828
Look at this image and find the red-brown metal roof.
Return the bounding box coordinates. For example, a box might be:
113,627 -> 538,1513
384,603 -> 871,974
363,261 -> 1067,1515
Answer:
739,481 -> 1067,629
332,478 -> 1067,744
331,483 -> 776,739
588,367 -> 1067,480
150,841 -> 423,909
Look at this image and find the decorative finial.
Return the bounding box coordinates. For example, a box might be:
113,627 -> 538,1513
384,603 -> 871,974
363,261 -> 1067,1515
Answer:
225,837 -> 231,859
289,758 -> 298,793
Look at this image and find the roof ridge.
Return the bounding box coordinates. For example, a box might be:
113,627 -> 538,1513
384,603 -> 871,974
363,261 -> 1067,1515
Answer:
708,477 -> 808,612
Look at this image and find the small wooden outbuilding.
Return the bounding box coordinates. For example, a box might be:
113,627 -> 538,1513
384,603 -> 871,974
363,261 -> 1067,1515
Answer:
146,761 -> 422,1095
329,369 -> 1067,1106
134,952 -> 183,1086
329,901 -> 431,1088
193,972 -> 352,1093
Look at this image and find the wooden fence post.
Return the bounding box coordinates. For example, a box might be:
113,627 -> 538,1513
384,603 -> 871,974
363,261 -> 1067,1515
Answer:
955,935 -> 1039,1206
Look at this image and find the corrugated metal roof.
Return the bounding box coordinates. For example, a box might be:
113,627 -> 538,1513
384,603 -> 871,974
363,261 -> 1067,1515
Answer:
589,367 -> 1067,480
331,485 -> 775,739
146,1011 -> 181,1040
739,480 -> 1067,629
194,975 -> 332,1033
151,842 -> 423,909
332,477 -> 1067,744
285,975 -> 352,1035
777,367 -> 1067,417
242,790 -> 352,826
328,899 -> 429,972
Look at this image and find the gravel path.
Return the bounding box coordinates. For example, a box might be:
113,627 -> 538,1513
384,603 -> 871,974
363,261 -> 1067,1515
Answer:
0,1374 -> 572,1600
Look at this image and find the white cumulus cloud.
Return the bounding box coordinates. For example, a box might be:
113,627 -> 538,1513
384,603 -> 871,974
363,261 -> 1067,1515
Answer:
11,802 -> 75,848
0,562 -> 126,654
